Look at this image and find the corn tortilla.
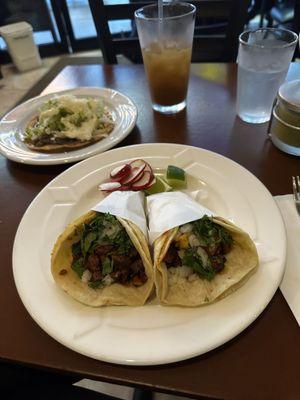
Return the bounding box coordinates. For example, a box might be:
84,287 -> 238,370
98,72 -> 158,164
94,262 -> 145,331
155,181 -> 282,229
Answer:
51,211 -> 154,306
154,217 -> 259,306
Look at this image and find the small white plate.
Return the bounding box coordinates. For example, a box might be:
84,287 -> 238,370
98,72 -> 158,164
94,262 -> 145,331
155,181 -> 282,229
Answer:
0,87 -> 137,165
13,144 -> 286,365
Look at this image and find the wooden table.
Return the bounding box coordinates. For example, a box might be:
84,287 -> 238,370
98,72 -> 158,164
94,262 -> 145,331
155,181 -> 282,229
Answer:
1,58 -> 299,400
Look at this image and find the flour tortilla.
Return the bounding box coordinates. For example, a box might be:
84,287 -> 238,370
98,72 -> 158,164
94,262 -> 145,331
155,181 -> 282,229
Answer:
51,211 -> 154,306
154,217 -> 259,306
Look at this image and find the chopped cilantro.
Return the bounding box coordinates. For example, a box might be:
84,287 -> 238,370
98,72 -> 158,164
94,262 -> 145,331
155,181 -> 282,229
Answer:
113,230 -> 133,255
72,241 -> 81,257
102,257 -> 113,276
71,212 -> 134,264
83,231 -> 97,256
59,107 -> 72,118
88,280 -> 103,289
71,257 -> 85,278
193,215 -> 233,248
182,249 -> 216,281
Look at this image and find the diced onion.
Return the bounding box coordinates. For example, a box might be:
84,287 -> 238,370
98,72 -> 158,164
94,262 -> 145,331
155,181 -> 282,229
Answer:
179,223 -> 193,234
188,234 -> 200,247
82,269 -> 92,283
197,247 -> 209,267
103,275 -> 114,286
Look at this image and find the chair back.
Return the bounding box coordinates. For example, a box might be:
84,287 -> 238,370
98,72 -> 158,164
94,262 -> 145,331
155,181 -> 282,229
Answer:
88,0 -> 251,64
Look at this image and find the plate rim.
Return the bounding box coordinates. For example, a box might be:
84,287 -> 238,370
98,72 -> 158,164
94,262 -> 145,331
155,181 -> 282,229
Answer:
12,143 -> 287,365
0,87 -> 138,166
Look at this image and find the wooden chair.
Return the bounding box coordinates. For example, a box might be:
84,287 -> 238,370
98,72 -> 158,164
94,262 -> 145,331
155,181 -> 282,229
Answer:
88,0 -> 251,64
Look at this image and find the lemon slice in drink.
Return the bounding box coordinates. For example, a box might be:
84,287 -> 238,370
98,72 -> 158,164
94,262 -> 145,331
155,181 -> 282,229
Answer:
166,165 -> 187,189
145,175 -> 172,195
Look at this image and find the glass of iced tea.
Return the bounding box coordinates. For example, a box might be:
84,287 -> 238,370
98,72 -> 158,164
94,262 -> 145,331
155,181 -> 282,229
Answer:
135,2 -> 196,114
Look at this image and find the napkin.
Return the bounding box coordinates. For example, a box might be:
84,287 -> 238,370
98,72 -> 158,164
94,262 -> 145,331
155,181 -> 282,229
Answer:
276,194 -> 300,326
92,191 -> 147,238
147,191 -> 215,244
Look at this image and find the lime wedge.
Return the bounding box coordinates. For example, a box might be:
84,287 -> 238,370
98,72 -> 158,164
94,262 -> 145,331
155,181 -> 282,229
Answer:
166,165 -> 186,189
145,175 -> 172,195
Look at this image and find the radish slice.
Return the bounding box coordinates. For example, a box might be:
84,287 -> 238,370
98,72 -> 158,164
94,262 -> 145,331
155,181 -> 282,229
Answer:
135,160 -> 153,178
116,185 -> 131,191
110,164 -> 131,181
122,165 -> 146,185
129,159 -> 147,170
131,171 -> 152,190
144,165 -> 154,179
130,159 -> 154,180
98,182 -> 121,192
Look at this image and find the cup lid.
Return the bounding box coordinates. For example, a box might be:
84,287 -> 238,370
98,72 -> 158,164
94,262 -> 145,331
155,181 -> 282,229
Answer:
278,80 -> 300,112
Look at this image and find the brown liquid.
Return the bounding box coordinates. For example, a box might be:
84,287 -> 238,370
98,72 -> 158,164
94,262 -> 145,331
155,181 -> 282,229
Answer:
142,43 -> 192,106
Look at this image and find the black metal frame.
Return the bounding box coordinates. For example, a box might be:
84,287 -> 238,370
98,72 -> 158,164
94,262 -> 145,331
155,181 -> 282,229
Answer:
0,0 -> 297,65
86,0 -> 252,64
0,0 -> 71,64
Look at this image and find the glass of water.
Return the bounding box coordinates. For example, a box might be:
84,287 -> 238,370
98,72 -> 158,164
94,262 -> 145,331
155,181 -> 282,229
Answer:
237,28 -> 298,124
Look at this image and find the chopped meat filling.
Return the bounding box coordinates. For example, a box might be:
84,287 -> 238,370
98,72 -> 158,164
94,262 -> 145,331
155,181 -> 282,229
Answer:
162,216 -> 233,281
71,213 -> 148,288
86,254 -> 99,272
164,244 -> 181,268
95,245 -> 114,256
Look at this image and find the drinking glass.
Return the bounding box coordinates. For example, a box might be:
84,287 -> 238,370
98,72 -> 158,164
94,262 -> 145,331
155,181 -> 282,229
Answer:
135,2 -> 196,114
237,28 -> 298,124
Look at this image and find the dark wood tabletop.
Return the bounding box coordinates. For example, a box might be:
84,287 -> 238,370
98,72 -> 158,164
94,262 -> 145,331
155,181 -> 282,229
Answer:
1,58 -> 300,400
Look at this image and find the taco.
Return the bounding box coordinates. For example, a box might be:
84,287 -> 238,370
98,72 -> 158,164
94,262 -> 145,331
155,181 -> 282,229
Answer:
154,215 -> 258,306
24,95 -> 114,152
51,211 -> 153,306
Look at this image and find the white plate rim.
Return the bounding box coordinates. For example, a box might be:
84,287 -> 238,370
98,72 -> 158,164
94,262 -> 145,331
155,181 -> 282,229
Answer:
0,87 -> 137,165
12,143 -> 286,365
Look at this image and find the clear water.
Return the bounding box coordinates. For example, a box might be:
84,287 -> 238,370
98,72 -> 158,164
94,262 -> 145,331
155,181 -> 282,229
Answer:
237,65 -> 288,124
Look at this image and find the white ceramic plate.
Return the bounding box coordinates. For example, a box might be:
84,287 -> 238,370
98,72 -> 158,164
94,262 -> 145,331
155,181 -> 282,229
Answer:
13,144 -> 286,365
0,87 -> 137,165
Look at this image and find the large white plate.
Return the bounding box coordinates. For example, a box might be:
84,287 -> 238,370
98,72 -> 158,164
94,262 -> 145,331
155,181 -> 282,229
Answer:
0,87 -> 137,165
13,144 -> 286,365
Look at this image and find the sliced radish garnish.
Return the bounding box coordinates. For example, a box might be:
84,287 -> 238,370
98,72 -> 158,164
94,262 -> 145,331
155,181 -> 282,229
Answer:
129,159 -> 147,170
117,185 -> 131,191
129,159 -> 154,181
121,165 -> 146,185
98,182 -> 121,192
144,164 -> 154,178
110,164 -> 131,181
131,171 -> 152,190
